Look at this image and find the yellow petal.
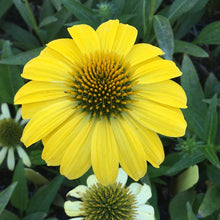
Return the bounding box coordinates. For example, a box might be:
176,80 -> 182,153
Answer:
111,116 -> 147,181
91,119 -> 119,186
131,100 -> 187,137
14,81 -> 70,104
111,23 -> 137,57
68,24 -> 100,55
133,59 -> 182,83
60,117 -> 95,179
21,56 -> 73,82
126,43 -> 164,67
96,20 -> 119,52
20,99 -> 64,119
21,99 -> 75,147
126,114 -> 164,168
46,38 -> 83,65
42,112 -> 88,166
134,80 -> 187,108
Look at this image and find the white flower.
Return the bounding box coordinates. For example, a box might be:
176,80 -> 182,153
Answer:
64,168 -> 155,220
0,103 -> 31,170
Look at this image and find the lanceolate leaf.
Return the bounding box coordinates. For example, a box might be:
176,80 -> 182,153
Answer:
153,15 -> 174,60
0,182 -> 17,214
11,159 -> 29,212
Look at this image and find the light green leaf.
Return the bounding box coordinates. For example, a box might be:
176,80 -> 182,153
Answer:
39,16 -> 58,28
174,40 -> 208,57
0,182 -> 17,214
168,0 -> 199,23
60,0 -> 99,26
198,185 -> 220,217
11,159 -> 28,212
0,47 -> 43,65
26,175 -> 64,214
204,94 -> 217,144
25,168 -> 49,186
194,21 -> 220,45
0,0 -> 13,19
186,202 -> 198,220
153,15 -> 174,60
174,165 -> 199,194
169,190 -> 196,220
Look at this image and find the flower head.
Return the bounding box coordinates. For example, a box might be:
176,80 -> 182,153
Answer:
0,103 -> 31,170
14,20 -> 187,185
64,168 -> 155,220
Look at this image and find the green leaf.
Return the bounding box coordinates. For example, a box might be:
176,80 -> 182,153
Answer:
25,168 -> 49,186
0,182 -> 17,214
0,209 -> 19,220
13,0 -> 34,28
11,159 -> 28,212
0,47 -> 43,65
26,175 -> 64,215
0,0 -> 13,19
198,185 -> 220,217
22,212 -> 46,220
61,0 -> 99,26
204,94 -> 217,144
51,0 -> 62,11
1,22 -> 40,49
39,16 -> 58,28
153,15 -> 174,60
169,190 -> 196,220
201,145 -> 220,168
194,21 -> 220,45
207,165 -> 220,187
204,73 -> 219,98
0,41 -> 24,104
174,165 -> 199,194
186,202 -> 198,220
167,0 -> 199,23
174,40 -> 208,57
181,55 -> 207,139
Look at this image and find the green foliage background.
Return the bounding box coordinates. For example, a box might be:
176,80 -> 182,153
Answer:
0,0 -> 220,219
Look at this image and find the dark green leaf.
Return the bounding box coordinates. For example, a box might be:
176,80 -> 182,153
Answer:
174,40 -> 208,57
13,0 -> 34,28
39,0 -> 54,22
201,146 -> 220,169
51,0 -> 62,11
168,0 -> 199,23
207,165 -> 220,187
186,202 -> 198,220
204,94 -> 217,144
198,185 -> 220,217
169,190 -> 196,220
0,182 -> 17,214
22,212 -> 46,220
39,16 -> 58,28
0,0 -> 13,19
194,21 -> 220,45
204,73 -> 219,98
0,47 -> 43,65
0,209 -> 19,220
153,15 -> 174,60
61,0 -> 98,26
11,159 -> 28,212
0,41 -> 24,104
26,175 -> 64,214
1,22 -> 40,49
